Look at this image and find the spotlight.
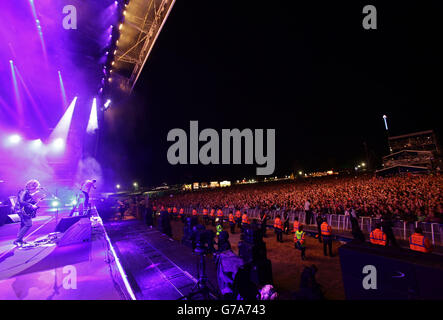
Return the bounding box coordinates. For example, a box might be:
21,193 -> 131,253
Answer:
8,134 -> 22,145
30,139 -> 43,150
51,200 -> 60,207
133,182 -> 138,188
116,184 -> 121,189
52,138 -> 65,152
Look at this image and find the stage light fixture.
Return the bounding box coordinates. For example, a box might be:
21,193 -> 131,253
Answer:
52,138 -> 65,152
30,139 -> 43,150
8,134 -> 22,145
104,99 -> 111,109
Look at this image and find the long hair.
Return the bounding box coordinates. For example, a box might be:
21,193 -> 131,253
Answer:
25,179 -> 40,191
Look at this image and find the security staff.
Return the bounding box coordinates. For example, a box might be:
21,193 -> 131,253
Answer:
293,217 -> 300,233
178,208 -> 185,222
216,218 -> 223,236
274,215 -> 284,243
260,211 -> 269,237
235,210 -> 242,229
294,225 -> 306,260
228,211 -> 236,233
216,209 -> 224,225
210,209 -> 216,226
369,223 -> 387,246
203,208 -> 209,225
321,219 -> 333,257
241,211 -> 250,230
316,214 -> 324,243
409,227 -> 432,253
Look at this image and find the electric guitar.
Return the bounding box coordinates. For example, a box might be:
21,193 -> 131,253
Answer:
22,195 -> 46,218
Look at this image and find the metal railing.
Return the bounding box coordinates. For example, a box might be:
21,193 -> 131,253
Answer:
172,206 -> 443,246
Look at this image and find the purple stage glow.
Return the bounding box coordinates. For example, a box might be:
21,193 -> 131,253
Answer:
28,0 -> 47,61
58,71 -> 68,110
9,61 -> 24,128
15,66 -> 49,129
0,1 -> 121,199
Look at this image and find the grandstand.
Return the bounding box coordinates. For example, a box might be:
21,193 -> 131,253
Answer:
377,130 -> 441,175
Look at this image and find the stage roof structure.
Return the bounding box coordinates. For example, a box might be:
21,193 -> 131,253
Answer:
112,0 -> 176,93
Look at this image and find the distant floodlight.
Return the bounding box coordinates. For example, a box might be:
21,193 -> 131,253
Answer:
119,23 -> 123,30
8,134 -> 22,144
133,182 -> 138,187
382,114 -> 388,131
116,184 -> 121,189
51,200 -> 60,207
71,199 -> 77,205
298,171 -> 302,175
361,162 -> 366,167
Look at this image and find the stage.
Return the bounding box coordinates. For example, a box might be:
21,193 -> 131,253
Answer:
0,208 -> 126,300
0,209 -> 219,300
104,220 -> 219,300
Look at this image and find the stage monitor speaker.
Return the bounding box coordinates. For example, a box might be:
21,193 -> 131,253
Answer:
339,241 -> 443,300
0,205 -> 11,226
55,216 -> 82,233
57,217 -> 91,247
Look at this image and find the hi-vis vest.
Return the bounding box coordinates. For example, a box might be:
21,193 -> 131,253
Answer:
294,230 -> 306,246
293,221 -> 300,232
192,209 -> 198,216
235,210 -> 242,218
409,233 -> 431,253
229,213 -> 235,223
217,209 -> 224,217
179,208 -> 184,216
321,222 -> 331,236
203,209 -> 208,216
210,209 -> 215,217
173,207 -> 177,214
370,228 -> 387,246
274,218 -> 283,230
242,214 -> 249,224
216,224 -> 223,236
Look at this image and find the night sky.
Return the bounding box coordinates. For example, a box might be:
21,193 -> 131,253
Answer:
100,0 -> 442,187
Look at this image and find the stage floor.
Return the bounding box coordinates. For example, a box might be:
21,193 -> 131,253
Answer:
104,220 -> 219,300
0,209 -> 124,300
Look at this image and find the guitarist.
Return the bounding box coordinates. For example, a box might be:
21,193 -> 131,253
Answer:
13,179 -> 43,246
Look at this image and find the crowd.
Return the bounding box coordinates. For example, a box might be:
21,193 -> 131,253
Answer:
152,174 -> 443,223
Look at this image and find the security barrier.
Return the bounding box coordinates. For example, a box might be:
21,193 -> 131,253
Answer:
172,206 -> 443,246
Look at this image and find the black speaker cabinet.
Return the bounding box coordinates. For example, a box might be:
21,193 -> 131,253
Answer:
57,217 -> 91,247
339,241 -> 443,300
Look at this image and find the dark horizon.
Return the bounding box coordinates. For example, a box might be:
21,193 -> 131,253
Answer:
99,0 -> 442,187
